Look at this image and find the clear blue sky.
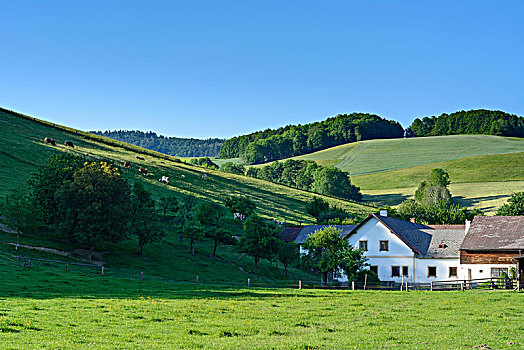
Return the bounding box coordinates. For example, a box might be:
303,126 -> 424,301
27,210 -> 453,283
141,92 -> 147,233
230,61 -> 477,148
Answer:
1,1 -> 523,138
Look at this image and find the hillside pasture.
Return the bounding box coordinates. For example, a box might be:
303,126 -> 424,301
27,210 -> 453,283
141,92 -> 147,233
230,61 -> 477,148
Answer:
0,262 -> 522,349
0,109 -> 374,225
253,135 -> 524,176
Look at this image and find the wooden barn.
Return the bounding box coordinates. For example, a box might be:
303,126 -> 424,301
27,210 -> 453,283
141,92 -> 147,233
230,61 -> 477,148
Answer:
459,216 -> 524,286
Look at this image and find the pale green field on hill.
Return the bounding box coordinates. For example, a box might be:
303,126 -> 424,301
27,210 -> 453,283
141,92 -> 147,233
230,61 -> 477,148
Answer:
277,135 -> 524,175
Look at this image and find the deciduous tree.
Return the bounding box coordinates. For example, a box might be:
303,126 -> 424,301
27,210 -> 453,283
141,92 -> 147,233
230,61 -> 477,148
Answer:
239,215 -> 280,274
496,191 -> 524,216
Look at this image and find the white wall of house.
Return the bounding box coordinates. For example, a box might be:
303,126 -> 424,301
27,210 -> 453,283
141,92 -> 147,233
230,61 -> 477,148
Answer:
413,258 -> 460,284
344,218 -> 462,284
459,264 -> 517,280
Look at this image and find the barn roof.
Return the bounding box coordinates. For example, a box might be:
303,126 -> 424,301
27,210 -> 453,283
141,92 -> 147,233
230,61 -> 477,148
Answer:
294,225 -> 357,244
460,216 -> 524,251
279,227 -> 302,242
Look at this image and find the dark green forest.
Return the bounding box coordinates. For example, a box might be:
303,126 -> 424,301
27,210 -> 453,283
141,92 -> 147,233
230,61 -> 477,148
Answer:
406,109 -> 524,138
219,113 -> 404,164
91,130 -> 225,157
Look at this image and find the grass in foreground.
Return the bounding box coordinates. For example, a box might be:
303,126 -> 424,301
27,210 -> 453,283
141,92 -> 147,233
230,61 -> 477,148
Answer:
0,262 -> 522,349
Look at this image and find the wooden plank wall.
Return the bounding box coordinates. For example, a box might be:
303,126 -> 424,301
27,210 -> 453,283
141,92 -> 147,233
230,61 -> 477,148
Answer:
460,250 -> 519,264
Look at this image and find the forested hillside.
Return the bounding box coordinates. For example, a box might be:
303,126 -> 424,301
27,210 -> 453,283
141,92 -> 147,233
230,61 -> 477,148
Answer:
406,109 -> 524,137
91,130 -> 224,157
219,113 -> 404,164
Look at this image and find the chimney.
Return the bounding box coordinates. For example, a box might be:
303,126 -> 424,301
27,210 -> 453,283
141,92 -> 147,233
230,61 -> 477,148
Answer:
465,220 -> 471,233
410,218 -> 416,223
379,209 -> 388,217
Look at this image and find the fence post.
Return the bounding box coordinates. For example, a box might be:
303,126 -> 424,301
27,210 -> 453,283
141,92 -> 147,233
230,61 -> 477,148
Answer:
299,280 -> 302,290
364,274 -> 367,290
24,259 -> 27,267
460,282 -> 464,291
405,281 -> 408,292
430,281 -> 433,291
141,272 -> 144,281
66,263 -> 69,271
351,281 -> 355,291
196,276 -> 199,285
101,266 -> 105,276
247,278 -> 251,288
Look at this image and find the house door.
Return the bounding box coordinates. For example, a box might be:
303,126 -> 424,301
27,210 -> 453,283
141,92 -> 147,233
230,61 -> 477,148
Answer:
517,258 -> 524,288
468,269 -> 472,281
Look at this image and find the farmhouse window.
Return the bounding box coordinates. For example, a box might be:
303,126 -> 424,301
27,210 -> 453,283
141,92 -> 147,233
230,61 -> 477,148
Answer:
491,268 -> 508,278
428,266 -> 437,277
359,240 -> 368,251
379,240 -> 389,251
402,266 -> 409,277
449,267 -> 457,277
370,265 -> 378,274
391,266 -> 400,277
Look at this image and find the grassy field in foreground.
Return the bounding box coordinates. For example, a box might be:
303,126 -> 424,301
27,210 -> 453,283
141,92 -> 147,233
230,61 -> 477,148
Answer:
278,135 -> 524,175
0,263 -> 522,350
351,152 -> 524,190
362,181 -> 524,214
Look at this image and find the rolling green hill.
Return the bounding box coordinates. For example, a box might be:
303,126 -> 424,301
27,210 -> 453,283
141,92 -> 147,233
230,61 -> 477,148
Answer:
246,135 -> 524,214
0,108 -> 374,222
265,134 -> 524,175
0,107 -> 375,285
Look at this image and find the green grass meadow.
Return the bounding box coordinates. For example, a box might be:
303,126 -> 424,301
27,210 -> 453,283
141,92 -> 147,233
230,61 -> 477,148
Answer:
0,261 -> 522,350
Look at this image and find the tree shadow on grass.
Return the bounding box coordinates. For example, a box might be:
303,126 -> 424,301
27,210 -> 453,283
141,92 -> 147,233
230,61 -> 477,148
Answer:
453,194 -> 508,209
361,193 -> 410,207
4,265 -> 326,300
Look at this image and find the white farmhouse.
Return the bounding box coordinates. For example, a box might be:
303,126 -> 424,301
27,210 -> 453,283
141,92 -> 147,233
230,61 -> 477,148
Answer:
342,212 -> 465,284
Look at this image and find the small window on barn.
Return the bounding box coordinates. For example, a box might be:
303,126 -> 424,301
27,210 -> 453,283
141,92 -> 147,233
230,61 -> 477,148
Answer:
402,266 -> 409,277
359,240 -> 368,251
370,265 -> 378,275
391,266 -> 400,277
379,240 -> 389,251
449,267 -> 457,277
428,266 -> 437,278
491,268 -> 508,278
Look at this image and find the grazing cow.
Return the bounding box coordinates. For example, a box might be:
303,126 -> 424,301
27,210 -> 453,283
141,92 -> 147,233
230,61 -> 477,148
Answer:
135,156 -> 145,161
201,173 -> 208,180
159,176 -> 170,185
138,167 -> 148,175
233,212 -> 246,221
123,161 -> 131,168
64,140 -> 75,148
44,137 -> 56,146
